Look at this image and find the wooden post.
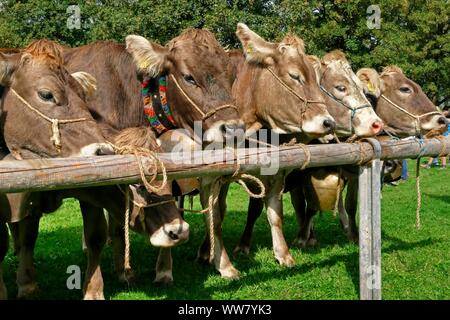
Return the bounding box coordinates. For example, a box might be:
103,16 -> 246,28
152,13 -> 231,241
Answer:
358,159 -> 382,300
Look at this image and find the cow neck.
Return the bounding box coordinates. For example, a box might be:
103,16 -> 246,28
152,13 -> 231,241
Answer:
142,76 -> 177,136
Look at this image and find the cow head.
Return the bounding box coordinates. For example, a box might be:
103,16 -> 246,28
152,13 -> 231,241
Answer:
357,66 -> 447,137
113,127 -> 189,248
0,40 -> 113,158
126,30 -> 244,145
309,51 -> 383,138
233,23 -> 335,139
130,185 -> 189,247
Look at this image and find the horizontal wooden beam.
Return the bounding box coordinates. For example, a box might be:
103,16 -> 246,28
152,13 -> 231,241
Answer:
0,136 -> 448,193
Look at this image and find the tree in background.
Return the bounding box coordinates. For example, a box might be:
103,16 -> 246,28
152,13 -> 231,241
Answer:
0,0 -> 448,105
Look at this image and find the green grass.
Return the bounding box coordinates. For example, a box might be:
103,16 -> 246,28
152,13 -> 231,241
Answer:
3,160 -> 450,300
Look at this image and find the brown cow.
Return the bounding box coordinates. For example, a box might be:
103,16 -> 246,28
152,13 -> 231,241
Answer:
7,127 -> 189,300
0,40 -> 115,300
9,29 -> 246,299
233,50 -> 383,253
290,66 -> 447,247
194,23 -> 336,278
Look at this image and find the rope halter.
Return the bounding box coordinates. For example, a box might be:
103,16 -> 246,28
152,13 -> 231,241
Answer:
319,65 -> 372,134
266,67 -> 325,125
380,94 -> 443,137
169,74 -> 239,121
10,88 -> 90,152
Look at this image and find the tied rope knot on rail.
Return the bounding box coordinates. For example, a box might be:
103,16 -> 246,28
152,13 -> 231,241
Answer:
108,143 -> 170,275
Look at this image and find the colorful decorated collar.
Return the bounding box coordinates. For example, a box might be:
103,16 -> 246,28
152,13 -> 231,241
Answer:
142,76 -> 177,134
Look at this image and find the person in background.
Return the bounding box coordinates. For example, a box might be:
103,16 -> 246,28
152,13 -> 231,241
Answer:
401,159 -> 408,180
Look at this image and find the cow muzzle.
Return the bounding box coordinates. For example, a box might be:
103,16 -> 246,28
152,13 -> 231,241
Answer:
204,120 -> 246,145
149,219 -> 189,247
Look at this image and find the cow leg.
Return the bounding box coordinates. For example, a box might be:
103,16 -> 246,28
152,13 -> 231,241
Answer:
107,213 -> 135,285
154,248 -> 173,286
197,181 -> 239,279
0,222 -> 8,300
344,178 -> 359,243
80,201 -> 107,300
265,174 -> 295,267
233,197 -> 264,255
291,187 -> 317,247
15,216 -> 41,299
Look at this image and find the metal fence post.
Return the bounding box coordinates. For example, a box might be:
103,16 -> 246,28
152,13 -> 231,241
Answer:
359,159 -> 382,300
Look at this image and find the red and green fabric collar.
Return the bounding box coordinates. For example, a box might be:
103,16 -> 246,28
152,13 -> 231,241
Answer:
142,76 -> 177,134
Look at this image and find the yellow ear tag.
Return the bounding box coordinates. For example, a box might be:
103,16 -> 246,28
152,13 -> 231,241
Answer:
367,81 -> 376,93
246,44 -> 253,54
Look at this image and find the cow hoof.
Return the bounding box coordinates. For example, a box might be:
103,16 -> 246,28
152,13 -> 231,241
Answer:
347,233 -> 359,244
83,291 -> 105,300
154,275 -> 173,287
17,283 -> 40,299
233,244 -> 250,255
219,267 -> 240,280
118,269 -> 136,286
292,237 -> 308,248
276,254 -> 296,268
196,252 -> 211,265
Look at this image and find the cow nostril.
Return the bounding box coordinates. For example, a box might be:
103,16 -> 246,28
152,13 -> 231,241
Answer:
438,117 -> 447,125
372,121 -> 383,133
323,119 -> 336,131
168,231 -> 179,241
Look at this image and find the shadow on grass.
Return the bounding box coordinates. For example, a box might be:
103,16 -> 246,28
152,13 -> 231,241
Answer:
2,210 -> 442,300
424,193 -> 450,205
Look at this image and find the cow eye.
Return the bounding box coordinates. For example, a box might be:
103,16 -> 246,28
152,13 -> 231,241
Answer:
400,86 -> 412,93
38,90 -> 55,102
335,85 -> 346,92
289,72 -> 301,82
183,74 -> 197,85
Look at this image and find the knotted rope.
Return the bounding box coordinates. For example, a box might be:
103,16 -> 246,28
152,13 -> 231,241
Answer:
124,187 -> 131,273
414,135 -> 448,230
109,143 -> 169,273
10,88 -> 90,151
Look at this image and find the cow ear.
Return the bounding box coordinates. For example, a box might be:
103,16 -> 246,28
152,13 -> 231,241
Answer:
126,35 -> 170,77
236,23 -> 277,65
71,71 -> 97,99
306,55 -> 322,84
356,68 -> 383,98
0,53 -> 17,86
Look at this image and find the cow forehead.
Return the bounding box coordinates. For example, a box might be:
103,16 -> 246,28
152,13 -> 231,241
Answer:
171,46 -> 231,76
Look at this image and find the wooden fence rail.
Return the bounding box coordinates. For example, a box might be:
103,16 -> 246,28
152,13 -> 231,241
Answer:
1,136 -> 449,301
0,137 -> 448,193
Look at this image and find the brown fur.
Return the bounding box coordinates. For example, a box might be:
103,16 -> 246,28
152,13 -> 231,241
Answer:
24,39 -> 65,66
322,49 -> 348,64
381,65 -> 404,76
280,33 -> 305,53
113,126 -> 161,152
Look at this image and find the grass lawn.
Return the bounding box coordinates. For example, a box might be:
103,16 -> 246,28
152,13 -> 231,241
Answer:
3,160 -> 450,300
